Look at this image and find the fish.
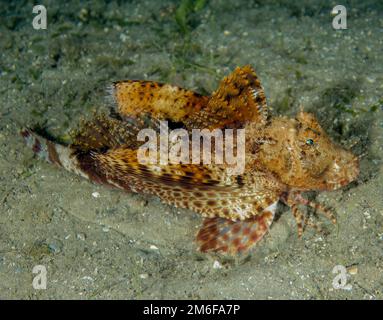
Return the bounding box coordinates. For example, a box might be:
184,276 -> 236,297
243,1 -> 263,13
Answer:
21,65 -> 359,255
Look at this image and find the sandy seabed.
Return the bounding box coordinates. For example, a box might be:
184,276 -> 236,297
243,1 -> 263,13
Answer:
0,0 -> 382,299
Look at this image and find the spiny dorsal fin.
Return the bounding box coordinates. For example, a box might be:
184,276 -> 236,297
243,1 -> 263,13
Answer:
183,65 -> 269,129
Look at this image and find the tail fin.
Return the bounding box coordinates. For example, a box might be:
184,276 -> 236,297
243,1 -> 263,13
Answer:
20,128 -> 117,186
20,128 -> 87,177
21,129 -> 65,165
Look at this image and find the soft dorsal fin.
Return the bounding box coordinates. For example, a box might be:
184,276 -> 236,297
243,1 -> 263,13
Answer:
70,112 -> 160,152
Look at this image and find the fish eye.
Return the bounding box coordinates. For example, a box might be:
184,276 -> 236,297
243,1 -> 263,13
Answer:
306,138 -> 314,146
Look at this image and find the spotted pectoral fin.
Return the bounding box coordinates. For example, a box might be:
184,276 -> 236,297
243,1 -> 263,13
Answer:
93,146 -> 282,220
196,202 -> 277,255
108,80 -> 209,124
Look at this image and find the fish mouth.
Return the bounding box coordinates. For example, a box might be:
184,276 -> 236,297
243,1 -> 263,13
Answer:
322,155 -> 360,190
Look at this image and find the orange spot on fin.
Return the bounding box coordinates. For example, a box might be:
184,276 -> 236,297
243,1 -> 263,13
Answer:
110,80 -> 208,124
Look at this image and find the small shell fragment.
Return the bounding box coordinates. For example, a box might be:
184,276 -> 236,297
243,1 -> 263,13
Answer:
348,266 -> 358,275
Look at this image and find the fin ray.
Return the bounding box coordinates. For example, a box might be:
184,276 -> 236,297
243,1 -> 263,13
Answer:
109,80 -> 208,124
108,66 -> 268,131
93,147 -> 282,220
196,204 -> 276,255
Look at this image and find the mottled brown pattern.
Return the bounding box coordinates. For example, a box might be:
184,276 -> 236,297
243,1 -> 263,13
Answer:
21,65 -> 359,255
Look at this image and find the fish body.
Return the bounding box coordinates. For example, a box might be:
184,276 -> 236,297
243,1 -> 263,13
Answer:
21,66 -> 359,255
